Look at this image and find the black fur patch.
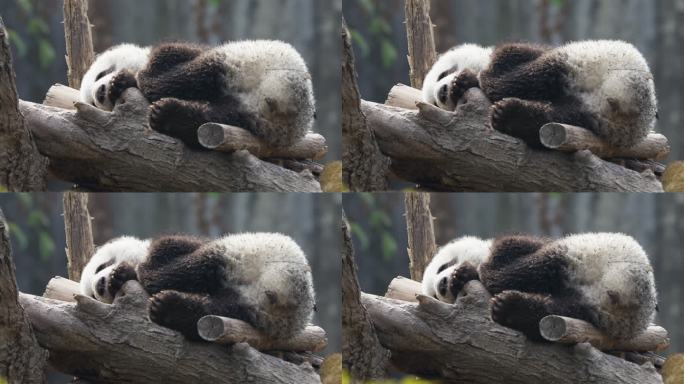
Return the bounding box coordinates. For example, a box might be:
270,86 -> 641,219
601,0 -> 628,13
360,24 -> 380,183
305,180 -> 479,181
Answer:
107,262 -> 138,298
107,69 -> 138,105
449,69 -> 480,104
448,262 -> 480,297
490,98 -> 554,148
149,290 -> 210,341
148,98 -> 213,149
491,290 -> 553,341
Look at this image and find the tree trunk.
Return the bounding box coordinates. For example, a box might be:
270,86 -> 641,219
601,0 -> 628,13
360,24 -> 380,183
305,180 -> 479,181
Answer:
341,211 -> 390,381
0,208 -> 48,383
63,0 -> 95,89
0,17 -> 48,191
404,192 -> 436,281
341,17 -> 390,191
63,192 -> 95,282
404,0 -> 437,89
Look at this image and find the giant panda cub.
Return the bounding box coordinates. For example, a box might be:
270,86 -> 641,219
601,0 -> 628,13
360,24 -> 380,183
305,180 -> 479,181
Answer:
79,41 -> 315,149
423,41 -> 658,149
422,233 -> 657,341
80,233 -> 316,341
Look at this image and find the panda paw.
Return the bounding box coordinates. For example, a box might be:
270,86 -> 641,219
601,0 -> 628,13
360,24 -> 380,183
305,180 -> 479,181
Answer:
490,290 -> 550,341
490,98 -> 551,149
107,262 -> 138,298
449,69 -> 480,104
107,69 -> 138,105
148,98 -> 209,149
148,290 -> 207,341
448,262 -> 480,297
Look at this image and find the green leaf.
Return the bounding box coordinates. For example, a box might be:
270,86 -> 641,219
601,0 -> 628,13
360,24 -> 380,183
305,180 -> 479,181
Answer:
380,39 -> 397,68
27,18 -> 49,35
381,232 -> 397,261
357,0 -> 375,14
369,210 -> 391,229
369,18 -> 391,35
209,0 -> 222,6
8,223 -> 28,251
349,29 -> 370,57
27,210 -> 48,228
7,30 -> 28,58
17,0 -> 32,13
38,38 -> 56,69
38,231 -> 55,262
551,0 -> 565,6
349,222 -> 369,251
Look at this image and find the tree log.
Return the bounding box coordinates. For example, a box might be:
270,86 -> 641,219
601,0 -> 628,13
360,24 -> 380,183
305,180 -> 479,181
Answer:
63,0 -> 95,89
18,88 -> 320,192
539,315 -> 669,352
404,192 -> 436,281
341,211 -> 390,380
540,123 -> 670,161
385,276 -> 422,302
0,17 -> 48,191
197,315 -> 328,352
363,86 -> 663,192
341,17 -> 390,191
404,0 -> 437,89
43,276 -> 80,302
19,281 -> 321,384
43,83 -> 80,110
63,192 -> 95,282
197,123 -> 328,160
0,209 -> 48,383
385,83 -> 423,110
361,282 -> 663,384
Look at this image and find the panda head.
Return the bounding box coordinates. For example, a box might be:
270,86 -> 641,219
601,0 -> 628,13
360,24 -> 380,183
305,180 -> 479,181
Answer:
422,44 -> 492,111
79,236 -> 150,303
421,236 -> 492,303
79,44 -> 150,111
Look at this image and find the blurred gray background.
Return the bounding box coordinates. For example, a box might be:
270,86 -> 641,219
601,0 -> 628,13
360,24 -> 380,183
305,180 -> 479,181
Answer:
344,0 -> 683,160
344,193 -> 684,353
1,0 -> 341,160
0,193 -> 341,380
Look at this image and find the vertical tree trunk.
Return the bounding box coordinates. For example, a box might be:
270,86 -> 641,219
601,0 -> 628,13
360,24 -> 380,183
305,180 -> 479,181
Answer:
63,0 -> 95,89
405,0 -> 437,89
341,17 -> 390,191
0,17 -> 49,191
63,192 -> 95,282
0,208 -> 48,383
404,192 -> 436,281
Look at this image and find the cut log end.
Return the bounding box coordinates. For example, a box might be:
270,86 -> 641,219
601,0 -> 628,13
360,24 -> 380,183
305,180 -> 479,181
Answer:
197,315 -> 225,341
539,123 -> 567,149
539,315 -> 567,341
197,123 -> 225,149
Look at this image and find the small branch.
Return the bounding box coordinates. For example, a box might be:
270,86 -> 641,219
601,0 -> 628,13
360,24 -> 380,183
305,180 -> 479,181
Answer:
198,123 -> 328,160
385,276 -> 421,302
539,315 -> 669,352
404,192 -> 436,282
63,192 -> 95,281
198,316 -> 328,352
63,0 -> 95,89
385,83 -> 423,110
404,0 -> 437,89
43,276 -> 80,302
20,87 -> 320,192
364,85 -> 663,192
540,123 -> 670,161
43,83 -> 80,109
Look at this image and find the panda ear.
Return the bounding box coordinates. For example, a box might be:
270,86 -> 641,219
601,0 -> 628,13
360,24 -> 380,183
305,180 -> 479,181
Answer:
607,290 -> 621,306
265,290 -> 278,305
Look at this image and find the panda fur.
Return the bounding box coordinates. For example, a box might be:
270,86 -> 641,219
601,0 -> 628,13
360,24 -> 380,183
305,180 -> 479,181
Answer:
79,233 -> 316,341
422,44 -> 492,111
79,40 -> 315,149
421,233 -> 657,341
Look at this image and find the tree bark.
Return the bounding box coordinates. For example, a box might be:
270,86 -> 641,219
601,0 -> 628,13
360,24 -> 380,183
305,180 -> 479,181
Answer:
19,281 -> 321,384
404,0 -> 437,89
363,88 -> 664,192
63,0 -> 95,89
341,211 -> 390,381
0,208 -> 48,383
0,17 -> 48,191
404,192 -> 436,281
62,192 -> 95,282
18,88 -> 321,192
361,281 -> 663,384
341,17 -> 390,191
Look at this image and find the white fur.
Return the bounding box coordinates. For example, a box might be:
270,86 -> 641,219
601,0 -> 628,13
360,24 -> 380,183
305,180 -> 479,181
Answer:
79,44 -> 150,111
422,44 -> 492,110
552,40 -> 658,147
79,236 -> 150,303
421,236 -> 492,303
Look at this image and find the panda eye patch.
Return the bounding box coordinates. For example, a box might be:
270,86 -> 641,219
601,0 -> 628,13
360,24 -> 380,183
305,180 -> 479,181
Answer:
95,67 -> 114,81
437,71 -> 449,81
437,264 -> 448,273
95,259 -> 114,273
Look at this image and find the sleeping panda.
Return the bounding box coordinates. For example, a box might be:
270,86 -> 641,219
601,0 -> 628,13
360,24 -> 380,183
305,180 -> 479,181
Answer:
423,41 -> 658,149
80,233 -> 316,341
79,41 -> 315,149
422,233 -> 658,342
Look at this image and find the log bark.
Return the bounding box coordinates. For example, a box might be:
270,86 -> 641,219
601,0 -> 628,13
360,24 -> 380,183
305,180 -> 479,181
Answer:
63,0 -> 95,89
43,83 -> 80,109
404,192 -> 436,282
341,17 -> 390,191
361,281 -> 663,384
385,276 -> 422,302
341,211 -> 390,381
0,208 -> 48,383
404,0 -> 437,89
18,88 -> 321,192
540,123 -> 670,161
197,123 -> 328,160
19,281 -> 321,384
43,276 -> 80,302
0,17 -> 48,191
539,315 -> 669,352
63,192 -> 95,282
363,86 -> 663,192
198,316 -> 328,352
